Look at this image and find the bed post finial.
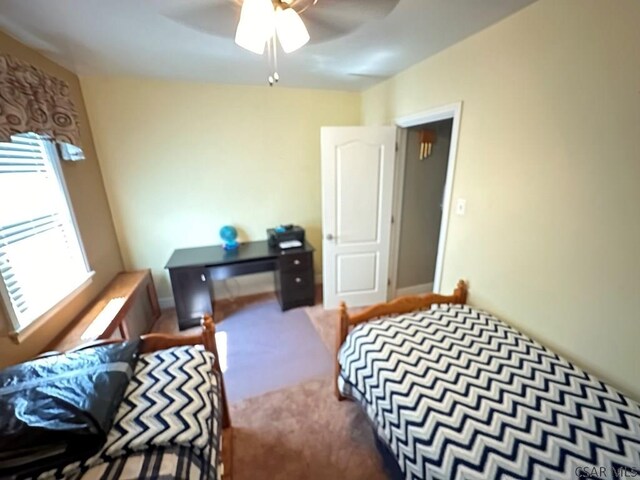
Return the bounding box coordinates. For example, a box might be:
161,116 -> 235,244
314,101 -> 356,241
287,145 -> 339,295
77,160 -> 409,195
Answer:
201,313 -> 214,330
339,301 -> 347,317
454,279 -> 468,304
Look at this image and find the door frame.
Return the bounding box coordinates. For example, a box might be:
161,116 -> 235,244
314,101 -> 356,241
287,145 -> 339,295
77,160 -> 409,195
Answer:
388,102 -> 463,296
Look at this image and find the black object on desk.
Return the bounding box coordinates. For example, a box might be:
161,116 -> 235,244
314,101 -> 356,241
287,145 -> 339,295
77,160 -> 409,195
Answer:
267,225 -> 305,247
165,240 -> 315,330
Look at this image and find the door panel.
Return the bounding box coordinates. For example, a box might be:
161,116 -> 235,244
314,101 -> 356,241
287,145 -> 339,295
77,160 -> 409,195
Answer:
321,126 -> 396,309
337,252 -> 378,293
336,144 -> 382,244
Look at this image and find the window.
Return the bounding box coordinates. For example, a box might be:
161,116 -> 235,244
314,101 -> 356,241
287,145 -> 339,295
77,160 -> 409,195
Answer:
0,133 -> 92,334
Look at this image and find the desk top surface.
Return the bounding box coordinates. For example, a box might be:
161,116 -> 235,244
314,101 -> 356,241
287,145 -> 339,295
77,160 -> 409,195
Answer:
165,239 -> 314,269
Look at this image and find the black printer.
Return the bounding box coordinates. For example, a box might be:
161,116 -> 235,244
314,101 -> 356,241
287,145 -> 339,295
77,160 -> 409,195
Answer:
267,224 -> 305,248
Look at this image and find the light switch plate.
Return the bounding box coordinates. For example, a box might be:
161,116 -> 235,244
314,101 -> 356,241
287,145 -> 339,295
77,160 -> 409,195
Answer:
456,198 -> 466,216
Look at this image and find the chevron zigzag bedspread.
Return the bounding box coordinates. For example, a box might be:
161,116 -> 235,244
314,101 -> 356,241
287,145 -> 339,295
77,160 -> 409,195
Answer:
338,304 -> 640,480
36,346 -> 221,480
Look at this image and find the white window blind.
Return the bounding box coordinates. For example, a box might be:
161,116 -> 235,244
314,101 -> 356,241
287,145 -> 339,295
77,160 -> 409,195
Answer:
0,133 -> 91,333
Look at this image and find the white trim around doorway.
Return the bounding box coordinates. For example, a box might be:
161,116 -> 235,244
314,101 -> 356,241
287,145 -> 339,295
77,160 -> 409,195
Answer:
389,102 -> 463,296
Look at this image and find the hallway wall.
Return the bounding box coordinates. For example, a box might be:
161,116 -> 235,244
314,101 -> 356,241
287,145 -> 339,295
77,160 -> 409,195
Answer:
397,119 -> 452,290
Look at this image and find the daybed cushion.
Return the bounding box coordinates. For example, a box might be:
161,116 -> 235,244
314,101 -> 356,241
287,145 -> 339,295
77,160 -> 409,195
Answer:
338,304 -> 640,480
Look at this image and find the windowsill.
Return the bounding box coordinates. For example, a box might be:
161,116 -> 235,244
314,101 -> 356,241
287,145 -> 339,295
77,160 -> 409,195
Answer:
7,271 -> 96,345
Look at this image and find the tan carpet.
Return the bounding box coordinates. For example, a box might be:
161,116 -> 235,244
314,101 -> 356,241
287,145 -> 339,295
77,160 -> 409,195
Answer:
305,303 -> 367,355
152,298 -> 388,479
230,376 -> 388,480
304,304 -> 339,355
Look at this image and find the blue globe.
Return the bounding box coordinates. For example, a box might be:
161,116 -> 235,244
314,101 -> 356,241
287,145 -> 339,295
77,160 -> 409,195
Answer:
219,225 -> 239,250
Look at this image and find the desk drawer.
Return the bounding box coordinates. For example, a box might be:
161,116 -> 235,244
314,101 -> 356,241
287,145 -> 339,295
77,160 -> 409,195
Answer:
280,271 -> 314,293
276,270 -> 315,310
279,252 -> 312,273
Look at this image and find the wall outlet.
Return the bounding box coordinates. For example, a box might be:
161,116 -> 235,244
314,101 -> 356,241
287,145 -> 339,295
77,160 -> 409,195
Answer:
456,198 -> 467,216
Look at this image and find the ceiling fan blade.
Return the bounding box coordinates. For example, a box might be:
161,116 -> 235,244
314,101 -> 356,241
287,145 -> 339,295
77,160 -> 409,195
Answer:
161,0 -> 399,45
302,0 -> 400,44
276,7 -> 310,53
162,1 -> 240,39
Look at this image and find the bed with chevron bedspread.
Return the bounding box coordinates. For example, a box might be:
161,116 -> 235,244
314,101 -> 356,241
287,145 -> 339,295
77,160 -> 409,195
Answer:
37,345 -> 222,480
338,303 -> 640,480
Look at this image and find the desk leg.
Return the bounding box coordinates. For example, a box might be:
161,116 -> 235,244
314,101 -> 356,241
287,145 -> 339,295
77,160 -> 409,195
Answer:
169,267 -> 213,330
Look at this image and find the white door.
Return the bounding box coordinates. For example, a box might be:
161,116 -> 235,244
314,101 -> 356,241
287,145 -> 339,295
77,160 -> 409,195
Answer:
321,126 -> 396,309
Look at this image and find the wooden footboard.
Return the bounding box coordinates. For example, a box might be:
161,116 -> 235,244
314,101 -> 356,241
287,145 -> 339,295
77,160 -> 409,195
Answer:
335,280 -> 468,400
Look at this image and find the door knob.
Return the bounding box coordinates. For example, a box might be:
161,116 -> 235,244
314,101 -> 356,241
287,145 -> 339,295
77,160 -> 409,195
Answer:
326,234 -> 334,241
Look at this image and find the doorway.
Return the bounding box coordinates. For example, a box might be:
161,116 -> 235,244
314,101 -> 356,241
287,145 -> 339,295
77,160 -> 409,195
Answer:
389,103 -> 462,296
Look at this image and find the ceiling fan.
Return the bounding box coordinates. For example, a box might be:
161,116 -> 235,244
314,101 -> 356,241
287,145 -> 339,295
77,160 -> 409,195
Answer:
163,0 -> 400,84
235,0 -> 313,55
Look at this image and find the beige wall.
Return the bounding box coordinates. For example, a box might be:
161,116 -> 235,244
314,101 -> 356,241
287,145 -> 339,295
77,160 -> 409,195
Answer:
0,32 -> 123,366
398,120 -> 451,289
80,77 -> 360,301
362,0 -> 640,399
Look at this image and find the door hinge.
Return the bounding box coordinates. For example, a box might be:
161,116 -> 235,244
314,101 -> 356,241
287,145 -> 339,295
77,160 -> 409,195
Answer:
388,278 -> 391,286
395,142 -> 399,152
391,215 -> 395,224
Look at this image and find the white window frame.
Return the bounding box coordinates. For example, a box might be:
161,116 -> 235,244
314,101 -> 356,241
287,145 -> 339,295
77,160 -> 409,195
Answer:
0,134 -> 94,340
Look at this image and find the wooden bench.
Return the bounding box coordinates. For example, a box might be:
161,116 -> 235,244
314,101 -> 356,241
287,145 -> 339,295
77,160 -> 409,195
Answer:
47,269 -> 161,352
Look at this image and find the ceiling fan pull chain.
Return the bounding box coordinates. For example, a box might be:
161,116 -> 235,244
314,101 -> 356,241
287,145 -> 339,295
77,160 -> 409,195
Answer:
273,35 -> 280,83
267,35 -> 280,86
267,37 -> 274,86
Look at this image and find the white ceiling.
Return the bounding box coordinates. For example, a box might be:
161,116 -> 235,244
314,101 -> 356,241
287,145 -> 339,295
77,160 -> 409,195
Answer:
0,0 -> 535,91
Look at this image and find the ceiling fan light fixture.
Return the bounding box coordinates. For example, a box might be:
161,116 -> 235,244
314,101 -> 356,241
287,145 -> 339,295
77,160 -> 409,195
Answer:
275,6 -> 310,54
235,0 -> 274,55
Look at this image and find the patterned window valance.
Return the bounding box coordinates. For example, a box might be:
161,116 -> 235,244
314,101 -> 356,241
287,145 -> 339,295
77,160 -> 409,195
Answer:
0,54 -> 84,159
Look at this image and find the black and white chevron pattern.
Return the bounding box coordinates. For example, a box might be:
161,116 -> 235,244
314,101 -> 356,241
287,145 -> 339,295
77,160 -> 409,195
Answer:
106,345 -> 216,455
338,304 -> 640,480
37,346 -> 220,480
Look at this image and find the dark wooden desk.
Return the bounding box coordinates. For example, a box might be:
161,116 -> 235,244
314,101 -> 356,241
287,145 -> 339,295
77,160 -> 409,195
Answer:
165,240 -> 315,329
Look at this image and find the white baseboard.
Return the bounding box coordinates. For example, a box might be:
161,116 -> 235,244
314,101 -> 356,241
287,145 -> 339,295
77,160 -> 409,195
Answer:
396,282 -> 434,297
158,272 -> 323,310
